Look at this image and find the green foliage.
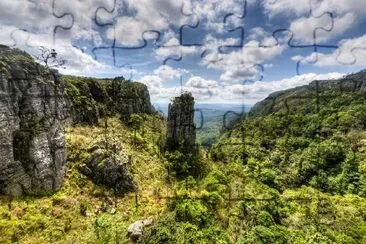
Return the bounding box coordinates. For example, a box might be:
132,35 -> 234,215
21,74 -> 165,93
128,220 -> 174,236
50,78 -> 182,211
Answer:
128,113 -> 143,130
94,214 -> 126,243
212,86 -> 366,196
238,225 -> 290,244
2,70 -> 366,243
173,199 -> 208,226
203,170 -> 228,193
141,212 -> 230,244
164,150 -> 203,178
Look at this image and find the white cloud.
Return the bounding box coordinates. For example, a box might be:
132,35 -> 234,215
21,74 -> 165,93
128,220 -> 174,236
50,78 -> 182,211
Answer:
186,76 -> 218,88
154,37 -> 200,60
143,71 -> 345,104
216,72 -> 345,104
153,65 -> 188,80
262,0 -> 366,18
261,0 -> 363,46
294,34 -> 366,66
289,12 -> 355,44
202,39 -> 285,82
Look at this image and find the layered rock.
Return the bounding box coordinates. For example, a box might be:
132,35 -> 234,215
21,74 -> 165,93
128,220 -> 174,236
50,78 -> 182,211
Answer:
108,77 -> 155,122
166,92 -> 196,152
0,45 -> 68,196
65,76 -> 155,124
79,141 -> 137,195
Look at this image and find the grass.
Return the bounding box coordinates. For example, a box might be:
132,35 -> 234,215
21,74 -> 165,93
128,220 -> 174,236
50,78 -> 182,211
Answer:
0,115 -> 170,243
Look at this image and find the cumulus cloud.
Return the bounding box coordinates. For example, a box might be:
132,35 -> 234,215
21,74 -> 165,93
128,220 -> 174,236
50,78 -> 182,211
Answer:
111,0 -> 187,46
261,0 -> 362,45
262,0 -> 366,18
143,71 -> 345,104
289,12 -> 355,44
153,65 -> 188,80
294,34 -> 366,66
186,76 -> 218,88
154,37 -> 200,60
216,72 -> 345,104
202,39 -> 285,82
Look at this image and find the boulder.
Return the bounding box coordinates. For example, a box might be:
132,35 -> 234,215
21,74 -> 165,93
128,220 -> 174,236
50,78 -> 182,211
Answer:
79,141 -> 137,195
127,218 -> 153,243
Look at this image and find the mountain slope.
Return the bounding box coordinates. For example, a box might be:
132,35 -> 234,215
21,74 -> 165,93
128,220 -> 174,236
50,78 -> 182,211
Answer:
214,71 -> 366,195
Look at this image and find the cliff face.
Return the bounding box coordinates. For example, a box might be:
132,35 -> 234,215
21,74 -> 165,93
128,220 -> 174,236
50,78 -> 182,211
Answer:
0,45 -> 68,196
166,92 -> 196,152
249,71 -> 366,117
65,76 -> 155,124
109,78 -> 155,122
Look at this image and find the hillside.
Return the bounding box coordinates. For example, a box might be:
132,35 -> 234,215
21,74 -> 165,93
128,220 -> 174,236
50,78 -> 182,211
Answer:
0,46 -> 365,243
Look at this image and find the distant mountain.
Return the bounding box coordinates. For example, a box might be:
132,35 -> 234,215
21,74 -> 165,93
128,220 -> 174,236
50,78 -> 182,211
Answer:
214,69 -> 366,196
153,103 -> 248,116
249,70 -> 366,118
154,103 -> 250,147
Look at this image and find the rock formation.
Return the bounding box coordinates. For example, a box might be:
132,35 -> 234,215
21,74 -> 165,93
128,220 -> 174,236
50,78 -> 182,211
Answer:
166,92 -> 196,152
0,45 -> 69,196
79,141 -> 137,195
108,77 -> 155,122
127,218 -> 153,243
65,76 -> 155,124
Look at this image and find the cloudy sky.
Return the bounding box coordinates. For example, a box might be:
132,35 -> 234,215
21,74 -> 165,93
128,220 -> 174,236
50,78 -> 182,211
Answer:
0,0 -> 365,105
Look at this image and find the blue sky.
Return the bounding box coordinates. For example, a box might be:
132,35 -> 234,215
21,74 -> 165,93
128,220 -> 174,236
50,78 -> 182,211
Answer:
0,0 -> 365,104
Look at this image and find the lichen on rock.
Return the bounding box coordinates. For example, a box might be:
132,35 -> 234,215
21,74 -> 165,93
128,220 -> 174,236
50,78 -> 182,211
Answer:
64,75 -> 155,125
166,92 -> 196,152
0,45 -> 69,196
79,141 -> 137,195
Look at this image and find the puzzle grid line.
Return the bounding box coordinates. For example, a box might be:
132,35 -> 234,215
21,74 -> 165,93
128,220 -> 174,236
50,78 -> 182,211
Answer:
4,0 -> 365,205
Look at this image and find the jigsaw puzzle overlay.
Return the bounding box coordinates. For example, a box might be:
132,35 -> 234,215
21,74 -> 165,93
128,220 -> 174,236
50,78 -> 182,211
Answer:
0,0 -> 365,242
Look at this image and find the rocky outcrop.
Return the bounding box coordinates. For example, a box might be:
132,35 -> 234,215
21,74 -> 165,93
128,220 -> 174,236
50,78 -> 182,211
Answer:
79,141 -> 137,195
0,45 -> 68,196
64,77 -> 101,125
166,92 -> 196,152
108,77 -> 155,122
65,76 -> 155,124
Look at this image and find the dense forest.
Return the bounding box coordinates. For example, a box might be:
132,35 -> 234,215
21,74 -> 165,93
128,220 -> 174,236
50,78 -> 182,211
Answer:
0,47 -> 365,243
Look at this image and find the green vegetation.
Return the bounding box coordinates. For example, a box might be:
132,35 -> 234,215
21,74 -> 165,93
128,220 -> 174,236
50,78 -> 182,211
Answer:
195,107 -> 241,147
0,115 -> 167,243
1,74 -> 366,243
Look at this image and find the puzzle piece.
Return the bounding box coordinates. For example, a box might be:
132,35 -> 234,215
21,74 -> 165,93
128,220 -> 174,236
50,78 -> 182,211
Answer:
160,1 -> 206,65
258,0 -> 344,75
218,0 -> 247,54
91,0 -> 163,68
216,65 -> 266,164
52,0 -> 75,46
10,28 -> 31,48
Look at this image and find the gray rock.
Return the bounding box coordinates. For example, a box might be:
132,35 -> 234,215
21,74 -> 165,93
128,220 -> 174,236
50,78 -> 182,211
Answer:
79,141 -> 137,195
0,45 -> 69,196
127,218 -> 153,243
65,76 -> 155,125
166,92 -> 196,152
108,78 -> 156,122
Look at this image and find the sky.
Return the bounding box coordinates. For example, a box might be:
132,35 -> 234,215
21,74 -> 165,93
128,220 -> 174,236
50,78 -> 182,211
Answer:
0,0 -> 365,105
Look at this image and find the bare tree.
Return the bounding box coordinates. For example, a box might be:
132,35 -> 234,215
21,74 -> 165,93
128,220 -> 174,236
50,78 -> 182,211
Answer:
36,46 -> 66,68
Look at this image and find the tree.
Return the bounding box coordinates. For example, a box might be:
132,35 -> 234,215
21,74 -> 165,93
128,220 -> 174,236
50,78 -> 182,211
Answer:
36,46 -> 66,68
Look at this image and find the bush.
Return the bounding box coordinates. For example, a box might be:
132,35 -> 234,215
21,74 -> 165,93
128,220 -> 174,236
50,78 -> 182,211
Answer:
173,199 -> 208,227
